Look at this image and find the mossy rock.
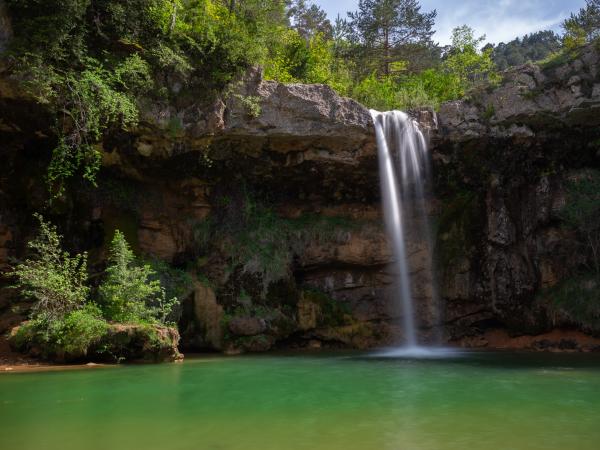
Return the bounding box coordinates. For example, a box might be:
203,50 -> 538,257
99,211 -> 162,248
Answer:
301,289 -> 353,328
9,322 -> 182,364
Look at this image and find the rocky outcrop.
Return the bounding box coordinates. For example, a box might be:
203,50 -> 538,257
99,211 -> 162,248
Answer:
433,44 -> 600,345
9,323 -> 182,363
437,44 -> 600,143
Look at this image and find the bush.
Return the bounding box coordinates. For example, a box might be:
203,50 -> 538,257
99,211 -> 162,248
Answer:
49,305 -> 109,357
5,0 -> 293,193
544,274 -> 600,332
99,230 -> 177,324
12,304 -> 109,359
560,170 -> 600,275
9,217 -> 181,361
7,214 -> 89,321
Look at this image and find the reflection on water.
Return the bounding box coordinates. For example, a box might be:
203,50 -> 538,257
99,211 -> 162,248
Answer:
1,352 -> 600,450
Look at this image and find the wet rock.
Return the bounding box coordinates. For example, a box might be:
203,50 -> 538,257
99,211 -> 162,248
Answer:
101,324 -> 182,363
228,317 -> 267,337
0,1 -> 11,54
191,281 -> 224,349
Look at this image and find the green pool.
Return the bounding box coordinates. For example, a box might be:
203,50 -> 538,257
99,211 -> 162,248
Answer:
1,351 -> 600,450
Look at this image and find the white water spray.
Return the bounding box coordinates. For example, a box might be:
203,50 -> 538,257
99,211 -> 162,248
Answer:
371,110 -> 436,355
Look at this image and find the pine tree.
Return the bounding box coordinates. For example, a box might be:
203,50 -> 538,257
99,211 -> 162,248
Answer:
99,230 -> 176,324
563,0 -> 600,47
348,0 -> 436,76
289,0 -> 332,42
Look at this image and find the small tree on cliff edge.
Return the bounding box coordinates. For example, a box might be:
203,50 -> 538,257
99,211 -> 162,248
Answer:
563,0 -> 600,48
99,230 -> 176,324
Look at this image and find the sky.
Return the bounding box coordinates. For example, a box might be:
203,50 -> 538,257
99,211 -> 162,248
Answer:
314,0 -> 587,46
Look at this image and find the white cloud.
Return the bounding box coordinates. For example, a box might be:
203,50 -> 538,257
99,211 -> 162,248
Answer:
433,8 -> 568,46
316,0 -> 586,46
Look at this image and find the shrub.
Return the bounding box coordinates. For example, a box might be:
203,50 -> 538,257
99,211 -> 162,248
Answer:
99,230 -> 177,324
5,0 -> 293,193
146,258 -> 194,323
560,170 -> 600,276
8,214 -> 89,321
12,304 -> 108,359
544,274 -> 600,332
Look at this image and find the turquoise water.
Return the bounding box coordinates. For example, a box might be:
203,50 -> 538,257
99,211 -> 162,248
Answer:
1,351 -> 600,450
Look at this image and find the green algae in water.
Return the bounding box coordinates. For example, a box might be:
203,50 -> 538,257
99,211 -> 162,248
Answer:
1,352 -> 600,450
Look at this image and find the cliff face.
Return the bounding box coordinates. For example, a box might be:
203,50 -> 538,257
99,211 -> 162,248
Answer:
433,44 -> 600,349
1,41 -> 599,352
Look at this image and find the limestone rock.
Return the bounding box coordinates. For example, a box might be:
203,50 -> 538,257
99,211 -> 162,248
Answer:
228,317 -> 267,337
191,281 -> 223,349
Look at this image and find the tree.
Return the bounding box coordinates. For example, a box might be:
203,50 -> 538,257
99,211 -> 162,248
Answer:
487,31 -> 561,70
563,0 -> 600,47
8,214 -> 90,321
289,0 -> 332,42
443,25 -> 498,95
348,0 -> 436,76
99,230 -> 176,324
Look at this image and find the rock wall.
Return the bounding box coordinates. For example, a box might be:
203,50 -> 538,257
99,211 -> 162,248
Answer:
0,1 -> 11,54
0,42 -> 599,353
433,44 -> 600,349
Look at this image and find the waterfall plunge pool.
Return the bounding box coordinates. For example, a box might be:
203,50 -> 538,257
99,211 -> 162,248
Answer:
1,351 -> 600,450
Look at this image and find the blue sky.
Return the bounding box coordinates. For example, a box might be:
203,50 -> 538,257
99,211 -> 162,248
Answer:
315,0 -> 587,45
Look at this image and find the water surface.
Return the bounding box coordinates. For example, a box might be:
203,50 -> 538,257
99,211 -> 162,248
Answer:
1,351 -> 599,450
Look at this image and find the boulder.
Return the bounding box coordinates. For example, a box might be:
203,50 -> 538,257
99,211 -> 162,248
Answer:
9,323 -> 182,364
228,317 -> 267,336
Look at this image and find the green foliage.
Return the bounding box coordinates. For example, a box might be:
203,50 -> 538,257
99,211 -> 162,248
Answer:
543,273 -> 600,332
5,0 -> 293,193
197,193 -> 356,294
13,304 -> 109,359
289,0 -> 333,42
348,0 -> 437,76
9,217 -> 180,360
8,214 -> 89,321
562,0 -> 600,48
302,288 -> 352,327
146,257 -> 194,322
443,25 -> 499,97
538,47 -> 582,71
233,94 -> 262,118
45,60 -> 142,194
350,25 -> 498,111
352,70 -> 445,111
99,230 -> 177,325
351,72 -> 399,111
483,103 -> 495,121
435,191 -> 483,267
560,170 -> 600,275
264,30 -> 353,94
486,31 -> 562,70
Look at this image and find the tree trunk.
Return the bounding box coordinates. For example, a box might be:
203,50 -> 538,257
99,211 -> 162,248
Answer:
383,19 -> 390,77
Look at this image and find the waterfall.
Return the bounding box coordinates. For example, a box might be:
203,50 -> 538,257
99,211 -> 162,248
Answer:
371,110 -> 431,351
